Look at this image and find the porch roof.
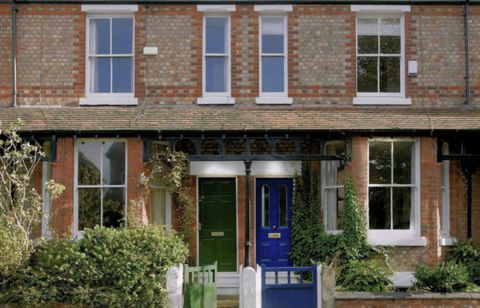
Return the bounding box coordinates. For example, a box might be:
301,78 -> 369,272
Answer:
1,106 -> 480,134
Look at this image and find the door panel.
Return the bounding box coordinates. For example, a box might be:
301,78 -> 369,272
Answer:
256,178 -> 293,267
199,178 -> 236,272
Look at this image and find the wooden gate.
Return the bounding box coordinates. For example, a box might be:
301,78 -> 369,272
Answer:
184,262 -> 217,308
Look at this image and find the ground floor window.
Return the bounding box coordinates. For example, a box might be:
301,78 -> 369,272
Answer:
368,139 -> 423,245
150,178 -> 172,226
322,141 -> 346,233
75,140 -> 127,234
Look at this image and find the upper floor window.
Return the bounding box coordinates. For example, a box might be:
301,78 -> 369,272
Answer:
80,5 -> 138,105
255,5 -> 292,105
352,5 -> 411,105
197,5 -> 236,105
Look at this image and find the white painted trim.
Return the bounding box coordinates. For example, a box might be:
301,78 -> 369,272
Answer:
73,139 -> 128,237
197,97 -> 235,105
368,231 -> 427,246
81,4 -> 138,13
353,97 -> 411,105
79,97 -> 138,106
254,5 -> 293,13
255,97 -> 292,105
199,15 -> 234,105
439,236 -> 458,246
366,138 -> 422,246
197,5 -> 236,12
258,15 -> 289,101
190,161 -> 301,177
83,15 -> 136,104
41,161 -> 52,239
351,5 -> 411,13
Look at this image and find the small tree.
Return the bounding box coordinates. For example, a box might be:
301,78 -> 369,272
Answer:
0,119 -> 64,274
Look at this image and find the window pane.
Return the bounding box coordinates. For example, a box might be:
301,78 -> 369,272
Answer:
380,36 -> 400,54
393,141 -> 414,184
103,188 -> 125,228
102,142 -> 126,185
89,18 -> 110,54
358,36 -> 378,54
358,18 -> 378,36
357,57 -> 377,92
380,57 -> 400,93
206,56 -> 227,92
326,187 -> 344,230
380,18 -> 400,36
78,142 -> 101,185
279,185 -> 287,227
91,58 -> 111,93
369,187 -> 391,229
112,58 -> 132,93
393,187 -> 411,229
78,188 -> 100,230
262,56 -> 284,92
206,17 -> 227,54
369,141 -> 391,184
151,188 -> 166,225
112,18 -> 133,54
262,185 -> 270,228
262,17 -> 284,54
325,161 -> 339,186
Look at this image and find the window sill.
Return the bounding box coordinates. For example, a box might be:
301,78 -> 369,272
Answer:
439,236 -> 458,246
368,231 -> 427,246
197,97 -> 235,105
353,97 -> 411,105
256,97 -> 293,105
326,230 -> 343,235
79,97 -> 138,106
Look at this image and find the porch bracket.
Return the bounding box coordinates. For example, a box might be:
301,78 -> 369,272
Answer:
244,160 -> 252,267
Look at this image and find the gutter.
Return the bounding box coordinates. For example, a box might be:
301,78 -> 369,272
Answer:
464,0 -> 470,105
11,0 -> 17,107
2,0 -> 480,4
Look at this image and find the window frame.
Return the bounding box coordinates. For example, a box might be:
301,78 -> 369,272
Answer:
198,14 -> 235,105
73,139 -> 128,237
367,138 -> 425,246
322,141 -> 345,234
81,13 -> 137,106
256,14 -> 291,104
353,13 -> 410,105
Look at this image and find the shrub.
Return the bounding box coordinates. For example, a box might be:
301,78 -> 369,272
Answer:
340,260 -> 392,292
0,225 -> 189,306
0,216 -> 29,277
447,240 -> 480,285
413,262 -> 470,293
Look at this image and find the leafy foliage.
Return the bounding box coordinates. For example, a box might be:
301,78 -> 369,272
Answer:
413,262 -> 471,293
447,240 -> 480,286
0,119 -> 64,275
140,151 -> 195,246
0,225 -> 189,306
340,260 -> 393,292
290,163 -> 327,266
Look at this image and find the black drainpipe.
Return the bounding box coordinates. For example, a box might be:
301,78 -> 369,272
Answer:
464,0 -> 470,105
244,160 -> 252,267
11,0 -> 17,107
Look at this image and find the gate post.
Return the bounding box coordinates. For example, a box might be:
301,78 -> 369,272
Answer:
167,264 -> 184,308
239,265 -> 262,308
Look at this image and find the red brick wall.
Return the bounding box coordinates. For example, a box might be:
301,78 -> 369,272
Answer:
51,137 -> 74,237
336,298 -> 480,308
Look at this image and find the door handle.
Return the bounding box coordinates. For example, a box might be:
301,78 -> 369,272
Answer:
272,225 -> 277,230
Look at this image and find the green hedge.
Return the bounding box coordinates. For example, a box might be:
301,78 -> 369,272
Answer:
0,225 -> 189,307
413,262 -> 471,293
447,240 -> 480,286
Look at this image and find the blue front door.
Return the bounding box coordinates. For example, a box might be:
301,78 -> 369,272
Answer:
256,178 -> 293,267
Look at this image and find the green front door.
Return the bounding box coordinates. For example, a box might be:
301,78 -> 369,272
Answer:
199,178 -> 236,272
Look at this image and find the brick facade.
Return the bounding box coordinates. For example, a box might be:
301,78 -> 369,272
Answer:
1,3 -> 479,106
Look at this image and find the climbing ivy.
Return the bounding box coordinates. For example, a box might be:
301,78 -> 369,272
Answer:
138,151 -> 195,248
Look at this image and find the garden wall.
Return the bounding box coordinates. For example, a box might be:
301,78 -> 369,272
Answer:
336,292 -> 480,308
